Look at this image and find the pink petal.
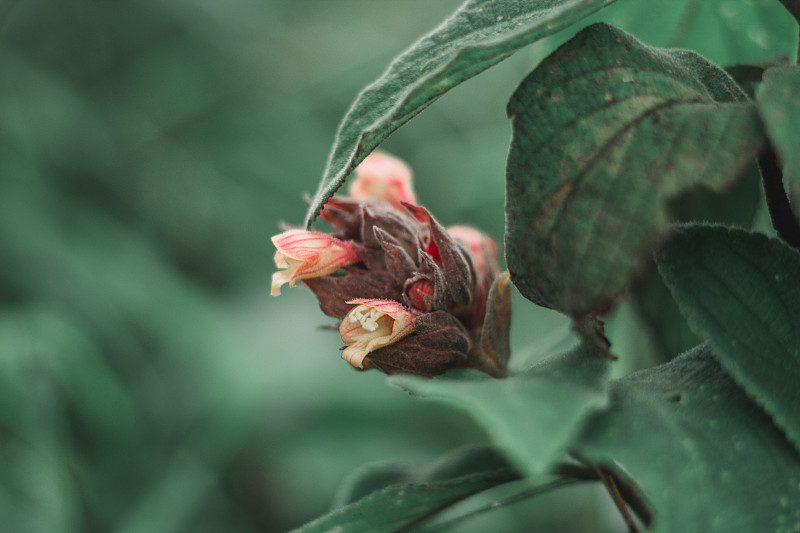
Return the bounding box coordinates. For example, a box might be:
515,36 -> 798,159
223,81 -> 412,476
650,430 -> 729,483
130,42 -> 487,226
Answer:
349,152 -> 417,208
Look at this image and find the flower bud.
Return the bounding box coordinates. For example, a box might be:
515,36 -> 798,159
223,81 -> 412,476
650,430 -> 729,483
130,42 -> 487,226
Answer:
271,230 -> 360,295
476,272 -> 512,377
349,152 -> 417,209
339,299 -> 420,369
447,225 -> 499,280
405,278 -> 435,311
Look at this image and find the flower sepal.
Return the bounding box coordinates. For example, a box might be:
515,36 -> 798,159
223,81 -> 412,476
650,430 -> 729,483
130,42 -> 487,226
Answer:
365,311 -> 472,377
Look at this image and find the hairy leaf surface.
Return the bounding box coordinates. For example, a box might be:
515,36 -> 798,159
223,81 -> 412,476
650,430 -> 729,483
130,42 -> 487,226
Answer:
390,343 -> 608,476
573,344 -> 800,533
505,23 -> 764,316
304,0 -> 619,226
657,225 -> 800,452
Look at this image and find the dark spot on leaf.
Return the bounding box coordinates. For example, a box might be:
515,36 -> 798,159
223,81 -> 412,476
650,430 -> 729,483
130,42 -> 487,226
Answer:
664,390 -> 683,403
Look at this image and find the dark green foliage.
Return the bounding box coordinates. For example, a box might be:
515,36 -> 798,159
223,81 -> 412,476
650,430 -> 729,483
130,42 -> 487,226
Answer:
293,446 -> 518,532
574,345 -> 800,532
6,0 -> 800,531
758,65 -> 800,204
504,22 -> 764,316
297,0 -> 800,530
658,226 -> 800,452
391,343 -> 609,476
293,446 -> 518,533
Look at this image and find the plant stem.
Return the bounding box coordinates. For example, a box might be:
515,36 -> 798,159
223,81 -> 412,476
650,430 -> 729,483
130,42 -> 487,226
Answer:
758,145 -> 800,249
592,463 -> 640,533
558,460 -> 653,528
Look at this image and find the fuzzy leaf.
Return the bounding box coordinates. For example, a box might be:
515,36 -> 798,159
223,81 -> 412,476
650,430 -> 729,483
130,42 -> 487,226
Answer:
390,343 -> 608,476
573,345 -> 800,532
304,0 -> 620,226
505,22 -> 764,316
757,65 -> 800,206
656,225 -> 800,452
292,446 -> 517,533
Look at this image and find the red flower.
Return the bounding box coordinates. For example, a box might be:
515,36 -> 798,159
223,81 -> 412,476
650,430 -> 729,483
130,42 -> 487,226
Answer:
348,152 -> 417,209
272,152 -> 511,376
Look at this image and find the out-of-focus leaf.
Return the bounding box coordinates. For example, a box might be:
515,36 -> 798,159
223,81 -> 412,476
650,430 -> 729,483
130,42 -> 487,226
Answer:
778,0 -> 800,23
627,268 -> 699,364
292,446 -> 517,533
304,0 -> 621,226
757,65 -> 800,207
592,0 -> 797,68
414,476 -> 584,533
505,22 -> 764,316
656,225 -> 800,452
573,344 -> 800,532
391,344 -> 608,476
332,445 -> 516,508
724,55 -> 791,100
630,160 -> 761,363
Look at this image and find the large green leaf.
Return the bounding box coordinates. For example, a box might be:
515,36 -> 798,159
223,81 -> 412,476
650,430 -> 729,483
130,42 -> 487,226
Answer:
656,225 -> 800,452
505,22 -> 764,316
304,0 -> 620,227
390,343 -> 608,476
292,446 -> 518,533
757,65 -> 800,207
573,344 -> 800,533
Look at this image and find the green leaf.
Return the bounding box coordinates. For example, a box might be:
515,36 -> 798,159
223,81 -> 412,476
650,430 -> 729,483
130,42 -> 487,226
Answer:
390,343 -> 608,476
778,0 -> 800,23
656,225 -> 800,452
332,445 -> 515,508
505,22 -> 764,316
304,0 -> 620,227
725,55 -> 792,100
629,161 -> 762,363
757,65 -> 800,206
627,266 -> 699,364
573,344 -> 800,533
292,446 -> 518,533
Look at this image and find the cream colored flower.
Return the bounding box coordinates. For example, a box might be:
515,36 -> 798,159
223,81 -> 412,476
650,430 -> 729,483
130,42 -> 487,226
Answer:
339,299 -> 420,368
271,229 -> 360,296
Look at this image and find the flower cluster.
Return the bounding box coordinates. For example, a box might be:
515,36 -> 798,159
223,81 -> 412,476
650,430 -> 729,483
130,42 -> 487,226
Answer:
272,152 -> 511,377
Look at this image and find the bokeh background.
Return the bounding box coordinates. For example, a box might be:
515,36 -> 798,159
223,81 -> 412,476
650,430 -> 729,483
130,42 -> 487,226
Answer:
0,0 -> 795,531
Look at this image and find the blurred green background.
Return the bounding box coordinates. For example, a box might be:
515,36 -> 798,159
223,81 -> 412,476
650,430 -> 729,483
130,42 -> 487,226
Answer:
0,0 -> 795,531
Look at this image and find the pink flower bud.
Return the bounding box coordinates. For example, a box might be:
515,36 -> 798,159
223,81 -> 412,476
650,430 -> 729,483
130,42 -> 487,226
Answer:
271,230 -> 360,296
447,225 -> 499,278
339,299 -> 421,369
406,278 -> 434,311
349,152 -> 417,209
